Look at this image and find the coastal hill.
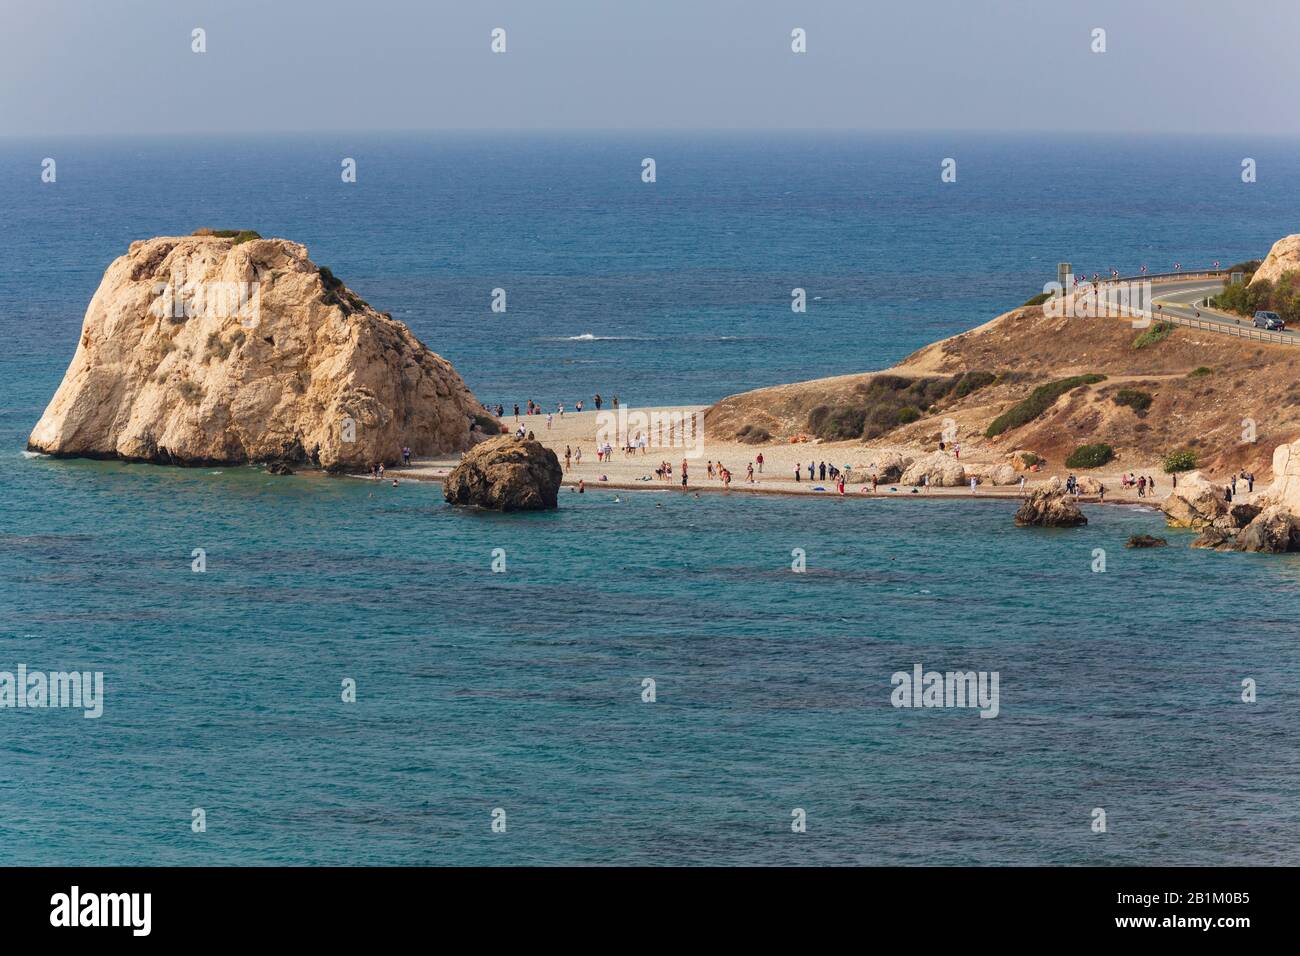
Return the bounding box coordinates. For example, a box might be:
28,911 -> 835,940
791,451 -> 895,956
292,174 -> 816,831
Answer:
28,233 -> 483,470
706,261 -> 1300,481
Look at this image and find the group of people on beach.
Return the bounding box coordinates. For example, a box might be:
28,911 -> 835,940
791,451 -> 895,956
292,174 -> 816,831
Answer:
503,395 -> 619,420
792,460 -> 848,483
1119,472 -> 1158,498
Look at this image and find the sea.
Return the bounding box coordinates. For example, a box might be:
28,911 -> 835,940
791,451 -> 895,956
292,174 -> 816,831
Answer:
1,132 -> 1298,865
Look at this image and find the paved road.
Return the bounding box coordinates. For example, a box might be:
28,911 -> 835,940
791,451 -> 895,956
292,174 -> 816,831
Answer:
1149,277 -> 1300,342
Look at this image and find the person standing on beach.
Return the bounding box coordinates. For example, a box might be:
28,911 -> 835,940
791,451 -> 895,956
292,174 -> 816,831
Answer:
402,446 -> 411,466
681,459 -> 688,487
1018,475 -> 1026,495
872,473 -> 878,494
546,413 -> 553,431
575,447 -> 582,466
564,445 -> 572,471
1231,473 -> 1238,496
576,400 -> 583,413
1248,472 -> 1255,492
969,476 -> 976,495
795,463 -> 801,482
559,403 -> 564,417
747,462 -> 754,483
513,403 -> 520,419
756,452 -> 763,474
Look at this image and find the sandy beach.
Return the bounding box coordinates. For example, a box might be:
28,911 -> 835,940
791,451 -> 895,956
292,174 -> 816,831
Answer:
385,406 -> 1171,505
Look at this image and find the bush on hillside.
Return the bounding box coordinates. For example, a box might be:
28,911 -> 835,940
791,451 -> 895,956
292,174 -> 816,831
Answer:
1163,449 -> 1197,473
985,374 -> 1106,438
1113,388 -> 1153,412
1065,443 -> 1114,468
1132,321 -> 1174,349
804,370 -> 998,442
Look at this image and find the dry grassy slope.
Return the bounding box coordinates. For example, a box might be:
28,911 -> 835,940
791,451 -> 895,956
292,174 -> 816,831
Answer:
706,305 -> 1300,476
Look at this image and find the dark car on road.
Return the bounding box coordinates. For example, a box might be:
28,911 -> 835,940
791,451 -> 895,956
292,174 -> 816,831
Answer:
1254,311 -> 1285,331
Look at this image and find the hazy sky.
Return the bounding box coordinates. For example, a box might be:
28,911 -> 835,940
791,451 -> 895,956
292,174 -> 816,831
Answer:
2,0 -> 1298,137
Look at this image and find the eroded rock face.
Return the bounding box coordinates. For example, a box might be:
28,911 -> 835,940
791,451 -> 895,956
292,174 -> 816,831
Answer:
1161,471 -> 1228,529
443,435 -> 562,511
871,451 -> 913,482
901,452 -> 965,487
28,235 -> 482,470
1014,488 -> 1087,527
1251,233 -> 1300,287
1232,505 -> 1300,553
1268,440 -> 1300,512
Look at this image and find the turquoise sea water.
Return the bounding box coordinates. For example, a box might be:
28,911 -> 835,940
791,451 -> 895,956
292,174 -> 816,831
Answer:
2,133 -> 1299,864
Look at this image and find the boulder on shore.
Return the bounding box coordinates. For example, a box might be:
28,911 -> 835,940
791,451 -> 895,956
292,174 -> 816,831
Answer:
1160,471 -> 1228,529
443,435 -> 562,511
1014,488 -> 1087,527
28,235 -> 482,470
1125,534 -> 1167,548
1232,505 -> 1300,553
901,451 -> 965,487
872,451 -> 913,482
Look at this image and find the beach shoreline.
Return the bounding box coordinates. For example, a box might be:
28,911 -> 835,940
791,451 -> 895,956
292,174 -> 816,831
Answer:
358,406 -> 1174,510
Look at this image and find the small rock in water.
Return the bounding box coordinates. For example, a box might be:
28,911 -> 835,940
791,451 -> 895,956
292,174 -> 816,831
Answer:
1125,534 -> 1167,548
266,461 -> 294,476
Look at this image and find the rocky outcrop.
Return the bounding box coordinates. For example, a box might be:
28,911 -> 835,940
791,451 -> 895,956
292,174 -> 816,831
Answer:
901,451 -> 965,487
871,451 -> 912,481
443,435 -> 562,511
1250,233 -> 1300,287
1076,476 -> 1104,495
1160,471 -> 1229,529
1014,488 -> 1087,527
1267,439 -> 1300,512
1126,534 -> 1167,548
28,235 -> 482,471
1232,505 -> 1300,553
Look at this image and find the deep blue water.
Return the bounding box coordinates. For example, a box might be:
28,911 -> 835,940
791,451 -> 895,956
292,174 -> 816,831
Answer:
2,133 -> 1298,864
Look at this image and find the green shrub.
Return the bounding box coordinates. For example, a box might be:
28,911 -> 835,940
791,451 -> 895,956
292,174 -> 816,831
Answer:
473,413 -> 501,434
1163,449 -> 1197,473
318,266 -> 370,313
1114,388 -> 1152,412
737,424 -> 772,444
806,371 -> 996,441
177,380 -> 203,404
1187,366 -> 1212,378
985,374 -> 1106,437
1132,321 -> 1174,349
205,331 -> 232,361
818,406 -> 868,441
1213,269 -> 1300,325
1019,452 -> 1042,468
1066,443 -> 1114,468
952,370 -> 997,398
1022,291 -> 1053,307
210,228 -> 262,244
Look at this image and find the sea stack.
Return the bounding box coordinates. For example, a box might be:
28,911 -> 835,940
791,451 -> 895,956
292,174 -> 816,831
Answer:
28,234 -> 483,470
